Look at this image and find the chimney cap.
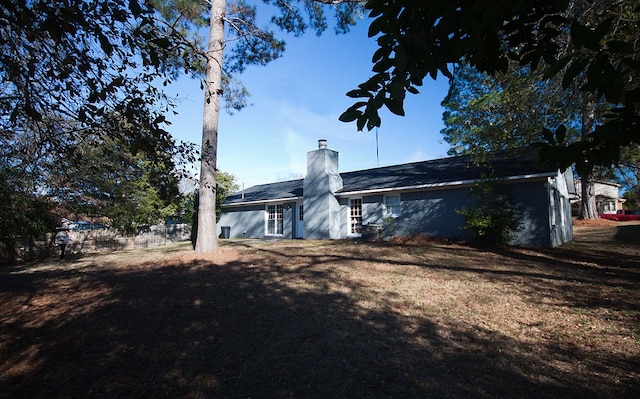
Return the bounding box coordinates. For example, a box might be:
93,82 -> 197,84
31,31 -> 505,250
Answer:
318,139 -> 328,150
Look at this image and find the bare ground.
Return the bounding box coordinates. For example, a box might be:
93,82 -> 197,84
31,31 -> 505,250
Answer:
1,223 -> 639,398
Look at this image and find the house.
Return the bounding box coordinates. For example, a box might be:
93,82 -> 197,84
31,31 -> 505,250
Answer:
219,140 -> 574,247
573,180 -> 625,215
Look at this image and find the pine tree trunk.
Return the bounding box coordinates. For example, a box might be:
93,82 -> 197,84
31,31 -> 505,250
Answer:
195,0 -> 225,253
578,93 -> 599,220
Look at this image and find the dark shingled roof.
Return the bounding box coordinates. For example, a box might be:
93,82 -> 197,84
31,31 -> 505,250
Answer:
223,149 -> 556,205
224,178 -> 304,205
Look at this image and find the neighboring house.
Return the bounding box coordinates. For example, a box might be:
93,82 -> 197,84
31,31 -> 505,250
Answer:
219,140 -> 574,248
573,180 -> 625,215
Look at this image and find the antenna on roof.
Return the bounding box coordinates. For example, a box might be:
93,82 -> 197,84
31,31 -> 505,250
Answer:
376,126 -> 380,166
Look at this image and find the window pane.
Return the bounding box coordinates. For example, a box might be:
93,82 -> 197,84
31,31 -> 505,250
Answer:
384,195 -> 401,217
266,204 -> 284,235
350,199 -> 362,234
385,195 -> 400,205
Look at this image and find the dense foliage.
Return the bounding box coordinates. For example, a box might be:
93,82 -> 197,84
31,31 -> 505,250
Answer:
340,0 -> 640,173
441,62 -> 582,157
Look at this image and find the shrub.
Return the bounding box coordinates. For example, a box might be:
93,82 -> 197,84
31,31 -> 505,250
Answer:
457,174 -> 523,244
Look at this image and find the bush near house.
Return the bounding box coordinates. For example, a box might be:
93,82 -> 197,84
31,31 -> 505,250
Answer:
457,175 -> 523,244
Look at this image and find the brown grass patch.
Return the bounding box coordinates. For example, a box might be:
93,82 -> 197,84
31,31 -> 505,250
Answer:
1,226 -> 639,398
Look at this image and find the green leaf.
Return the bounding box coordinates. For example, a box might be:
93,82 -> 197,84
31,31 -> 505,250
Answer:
395,43 -> 406,72
556,125 -> 566,144
542,127 -> 555,145
339,104 -> 363,122
562,58 -> 588,88
346,89 -> 372,99
372,90 -> 385,108
570,20 -> 592,50
570,20 -> 602,52
368,16 -> 387,38
98,33 -> 113,56
129,0 -> 142,17
366,112 -> 381,130
384,98 -> 405,116
372,58 -> 393,73
356,114 -> 367,131
407,86 -> 419,95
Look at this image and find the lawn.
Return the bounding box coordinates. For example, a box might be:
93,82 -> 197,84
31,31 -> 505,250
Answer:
1,223 -> 639,398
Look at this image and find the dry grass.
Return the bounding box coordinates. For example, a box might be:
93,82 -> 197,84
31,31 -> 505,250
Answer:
1,223 -> 639,398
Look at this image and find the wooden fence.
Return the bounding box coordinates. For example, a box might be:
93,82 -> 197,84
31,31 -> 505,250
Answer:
2,224 -> 192,263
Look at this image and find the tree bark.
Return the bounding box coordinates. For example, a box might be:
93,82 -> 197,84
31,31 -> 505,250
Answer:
195,0 -> 225,253
578,93 -> 598,220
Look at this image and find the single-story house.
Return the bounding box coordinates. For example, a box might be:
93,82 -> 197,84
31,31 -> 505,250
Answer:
219,140 -> 574,247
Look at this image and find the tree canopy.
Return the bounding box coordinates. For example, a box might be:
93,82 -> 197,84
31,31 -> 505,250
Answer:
340,0 -> 640,171
441,61 -> 583,157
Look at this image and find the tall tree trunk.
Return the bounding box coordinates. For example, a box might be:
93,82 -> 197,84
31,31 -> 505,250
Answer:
195,0 -> 225,253
578,93 -> 598,220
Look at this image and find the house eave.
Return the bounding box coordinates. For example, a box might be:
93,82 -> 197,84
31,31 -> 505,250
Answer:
222,196 -> 303,208
336,172 -> 556,197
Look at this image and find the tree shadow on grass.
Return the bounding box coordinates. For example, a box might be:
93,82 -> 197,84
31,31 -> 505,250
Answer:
1,245 -> 638,399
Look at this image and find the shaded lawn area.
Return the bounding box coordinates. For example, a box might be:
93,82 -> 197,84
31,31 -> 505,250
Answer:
1,225 -> 639,398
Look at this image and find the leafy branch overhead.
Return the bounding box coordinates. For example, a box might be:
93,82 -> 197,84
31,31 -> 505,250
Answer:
341,0 -> 640,169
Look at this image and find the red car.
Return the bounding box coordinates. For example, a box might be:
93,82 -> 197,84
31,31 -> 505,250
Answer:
600,210 -> 640,221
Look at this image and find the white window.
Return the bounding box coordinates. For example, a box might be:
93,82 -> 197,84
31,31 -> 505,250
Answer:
383,194 -> 401,217
266,204 -> 283,235
604,200 -> 616,212
349,198 -> 362,235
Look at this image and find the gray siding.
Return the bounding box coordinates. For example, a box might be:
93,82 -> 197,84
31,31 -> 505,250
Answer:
220,179 -> 567,248
336,180 -> 559,248
218,205 -> 265,238
381,188 -> 474,240
218,202 -> 297,239
508,182 -> 552,247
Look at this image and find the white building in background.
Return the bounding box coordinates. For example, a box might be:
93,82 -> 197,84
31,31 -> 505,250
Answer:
573,180 -> 625,214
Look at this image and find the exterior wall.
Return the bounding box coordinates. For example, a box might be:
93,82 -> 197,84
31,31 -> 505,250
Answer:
283,202 -> 295,239
218,202 -> 298,239
508,182 -> 554,247
396,189 -> 472,239
221,177 -> 572,248
336,179 -> 569,248
217,205 -> 266,239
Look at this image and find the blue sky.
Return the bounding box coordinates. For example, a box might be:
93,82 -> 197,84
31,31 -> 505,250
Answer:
164,19 -> 451,189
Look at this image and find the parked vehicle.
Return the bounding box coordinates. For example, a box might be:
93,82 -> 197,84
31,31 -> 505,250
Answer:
600,210 -> 640,221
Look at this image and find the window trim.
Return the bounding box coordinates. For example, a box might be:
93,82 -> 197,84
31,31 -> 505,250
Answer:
265,204 -> 284,236
348,197 -> 363,237
383,194 -> 402,218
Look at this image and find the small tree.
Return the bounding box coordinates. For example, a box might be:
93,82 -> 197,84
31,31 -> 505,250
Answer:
457,175 -> 523,245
